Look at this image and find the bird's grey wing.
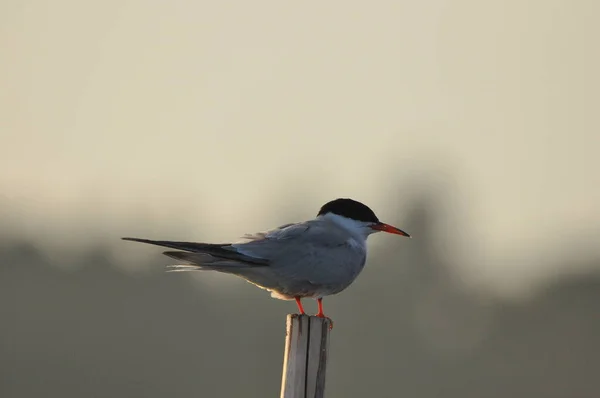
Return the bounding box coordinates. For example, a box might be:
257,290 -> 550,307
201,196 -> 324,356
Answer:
230,222 -> 312,258
121,237 -> 269,266
231,221 -> 366,288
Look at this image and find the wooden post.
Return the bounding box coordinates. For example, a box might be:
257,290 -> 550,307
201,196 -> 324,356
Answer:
280,314 -> 332,398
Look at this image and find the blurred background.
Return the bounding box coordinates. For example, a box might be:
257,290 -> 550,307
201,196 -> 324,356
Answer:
1,1 -> 599,397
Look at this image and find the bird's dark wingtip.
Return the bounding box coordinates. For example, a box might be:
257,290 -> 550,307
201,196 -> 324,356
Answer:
122,237 -> 152,243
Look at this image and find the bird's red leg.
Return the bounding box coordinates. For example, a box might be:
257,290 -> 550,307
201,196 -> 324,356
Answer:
316,298 -> 333,330
295,297 -> 306,315
316,298 -> 326,318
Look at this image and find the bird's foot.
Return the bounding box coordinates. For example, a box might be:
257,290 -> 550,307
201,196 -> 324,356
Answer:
316,313 -> 334,330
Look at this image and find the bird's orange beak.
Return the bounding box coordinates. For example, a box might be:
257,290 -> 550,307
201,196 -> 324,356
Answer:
371,222 -> 411,237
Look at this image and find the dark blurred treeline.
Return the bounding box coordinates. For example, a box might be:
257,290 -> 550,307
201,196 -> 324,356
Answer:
1,197 -> 599,398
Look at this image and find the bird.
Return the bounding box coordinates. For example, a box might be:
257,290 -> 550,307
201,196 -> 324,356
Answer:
122,198 -> 410,320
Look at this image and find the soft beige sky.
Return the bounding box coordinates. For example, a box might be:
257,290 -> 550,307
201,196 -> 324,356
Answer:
1,0 -> 599,295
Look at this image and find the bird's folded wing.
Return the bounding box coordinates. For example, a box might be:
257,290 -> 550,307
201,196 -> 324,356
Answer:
231,221 -> 347,260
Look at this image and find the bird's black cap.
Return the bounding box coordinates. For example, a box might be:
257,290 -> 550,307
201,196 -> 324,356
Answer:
317,198 -> 380,223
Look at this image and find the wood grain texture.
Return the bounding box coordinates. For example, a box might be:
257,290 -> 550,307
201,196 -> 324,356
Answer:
280,314 -> 332,398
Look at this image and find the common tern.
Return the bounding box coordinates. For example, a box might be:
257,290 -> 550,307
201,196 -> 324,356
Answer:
122,198 -> 410,319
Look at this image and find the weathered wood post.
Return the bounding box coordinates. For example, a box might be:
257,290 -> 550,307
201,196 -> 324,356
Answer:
280,314 -> 332,398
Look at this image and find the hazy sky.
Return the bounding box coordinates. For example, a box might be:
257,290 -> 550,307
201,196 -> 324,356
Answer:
1,0 -> 598,295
